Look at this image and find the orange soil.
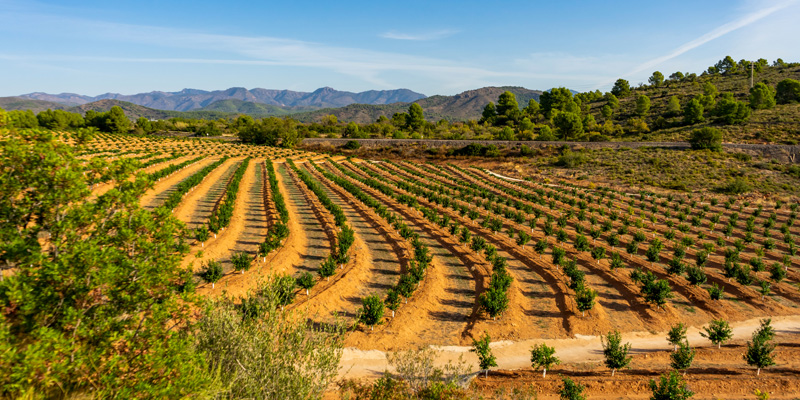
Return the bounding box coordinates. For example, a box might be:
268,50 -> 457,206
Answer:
139,157 -> 217,209
89,154 -> 198,199
172,157 -> 242,231
337,315 -> 800,400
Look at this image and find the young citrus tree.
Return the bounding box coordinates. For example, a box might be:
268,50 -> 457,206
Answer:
471,332 -> 497,378
602,330 -> 632,376
701,319 -> 733,349
530,343 -> 560,377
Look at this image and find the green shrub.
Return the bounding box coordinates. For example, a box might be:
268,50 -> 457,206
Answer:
689,127 -> 722,151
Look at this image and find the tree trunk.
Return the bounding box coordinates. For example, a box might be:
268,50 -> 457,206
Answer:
757,368 -> 760,376
674,344 -> 677,352
212,282 -> 215,289
718,343 -> 721,349
392,310 -> 395,318
306,288 -> 309,296
612,368 -> 616,377
371,325 -> 373,331
543,368 -> 547,378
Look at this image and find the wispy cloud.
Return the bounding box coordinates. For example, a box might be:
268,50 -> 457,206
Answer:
594,0 -> 798,89
0,9 -> 495,90
380,29 -> 459,41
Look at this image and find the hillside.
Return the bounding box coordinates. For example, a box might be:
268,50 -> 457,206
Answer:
65,99 -> 237,121
197,99 -> 316,116
293,86 -> 543,123
585,63 -> 800,144
19,86 -> 426,112
0,97 -> 70,113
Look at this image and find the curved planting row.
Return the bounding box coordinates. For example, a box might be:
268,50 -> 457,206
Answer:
509,170 -> 800,286
259,160 -> 290,256
452,164 -> 797,310
147,155 -> 205,181
312,160 -> 436,324
206,158 -> 250,234
139,152 -> 183,168
396,161 -> 703,320
334,161 -> 522,323
285,160 -> 354,301
160,157 -> 229,211
365,161 -> 607,323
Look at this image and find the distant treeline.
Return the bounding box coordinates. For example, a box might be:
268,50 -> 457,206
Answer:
4,57 -> 799,147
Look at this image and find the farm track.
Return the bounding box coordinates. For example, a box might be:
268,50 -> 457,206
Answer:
173,157 -> 241,231
139,157 -> 217,209
467,166 -> 799,317
331,162 -> 489,344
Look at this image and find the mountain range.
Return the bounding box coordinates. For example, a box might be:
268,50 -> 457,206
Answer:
18,87 -> 426,111
2,86 -> 543,122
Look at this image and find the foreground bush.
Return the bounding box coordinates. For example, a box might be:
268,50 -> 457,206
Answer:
196,277 -> 345,399
0,129 -> 209,397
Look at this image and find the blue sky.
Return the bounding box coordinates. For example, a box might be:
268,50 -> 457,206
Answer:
1,0 -> 798,97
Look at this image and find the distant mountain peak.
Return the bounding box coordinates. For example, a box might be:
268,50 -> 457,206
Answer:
18,86 -> 426,112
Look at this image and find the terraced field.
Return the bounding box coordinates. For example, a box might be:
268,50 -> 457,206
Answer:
72,132 -> 800,398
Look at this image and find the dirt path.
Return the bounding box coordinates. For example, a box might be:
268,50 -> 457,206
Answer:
173,157 -> 241,231
338,314 -> 800,382
139,157 -> 216,209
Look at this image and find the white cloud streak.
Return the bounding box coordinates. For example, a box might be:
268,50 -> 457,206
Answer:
594,0 -> 798,89
0,9 -> 499,90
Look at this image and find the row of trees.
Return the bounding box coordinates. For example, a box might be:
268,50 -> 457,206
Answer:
473,319 -> 777,400
7,106 -> 132,133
